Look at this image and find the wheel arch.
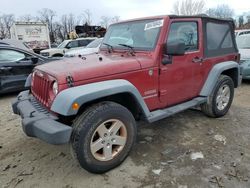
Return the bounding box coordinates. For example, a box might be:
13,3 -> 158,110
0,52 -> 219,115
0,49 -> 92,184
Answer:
52,53 -> 63,57
221,68 -> 239,88
200,61 -> 241,96
76,92 -> 143,120
51,79 -> 151,119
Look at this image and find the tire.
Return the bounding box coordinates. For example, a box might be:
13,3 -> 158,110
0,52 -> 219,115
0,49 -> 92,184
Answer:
201,75 -> 234,118
71,101 -> 137,174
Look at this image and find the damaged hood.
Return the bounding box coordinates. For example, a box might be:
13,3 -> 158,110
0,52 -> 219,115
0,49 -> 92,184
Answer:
35,53 -> 142,84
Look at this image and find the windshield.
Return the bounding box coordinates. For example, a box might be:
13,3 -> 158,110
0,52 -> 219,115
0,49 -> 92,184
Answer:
101,19 -> 163,51
236,35 -> 250,49
57,40 -> 69,49
86,38 -> 103,48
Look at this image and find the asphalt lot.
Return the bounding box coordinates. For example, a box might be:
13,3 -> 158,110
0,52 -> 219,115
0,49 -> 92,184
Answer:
0,82 -> 250,188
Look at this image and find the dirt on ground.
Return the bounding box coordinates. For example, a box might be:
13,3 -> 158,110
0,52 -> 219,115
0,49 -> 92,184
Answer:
0,82 -> 250,188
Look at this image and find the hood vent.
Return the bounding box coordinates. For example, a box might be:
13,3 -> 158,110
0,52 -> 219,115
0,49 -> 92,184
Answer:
66,75 -> 74,87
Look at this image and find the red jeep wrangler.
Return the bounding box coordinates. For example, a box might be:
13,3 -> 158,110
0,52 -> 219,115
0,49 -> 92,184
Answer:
12,15 -> 241,173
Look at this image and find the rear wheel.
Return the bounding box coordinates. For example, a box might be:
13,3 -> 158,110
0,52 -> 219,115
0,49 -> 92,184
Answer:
71,101 -> 137,173
201,75 -> 234,118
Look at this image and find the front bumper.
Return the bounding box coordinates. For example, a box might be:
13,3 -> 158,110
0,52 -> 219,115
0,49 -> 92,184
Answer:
12,90 -> 72,145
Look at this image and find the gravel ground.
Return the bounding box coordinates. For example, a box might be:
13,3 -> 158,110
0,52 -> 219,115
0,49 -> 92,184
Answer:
0,82 -> 250,188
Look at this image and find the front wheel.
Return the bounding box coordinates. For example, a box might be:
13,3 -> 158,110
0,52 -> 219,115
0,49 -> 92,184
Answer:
71,102 -> 137,173
201,75 -> 234,118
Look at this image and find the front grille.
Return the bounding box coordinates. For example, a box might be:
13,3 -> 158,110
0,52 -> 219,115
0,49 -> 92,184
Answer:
32,73 -> 50,107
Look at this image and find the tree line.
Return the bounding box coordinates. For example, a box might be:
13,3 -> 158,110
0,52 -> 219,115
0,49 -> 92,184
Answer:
172,0 -> 250,29
1,1 -> 250,43
0,8 -> 120,43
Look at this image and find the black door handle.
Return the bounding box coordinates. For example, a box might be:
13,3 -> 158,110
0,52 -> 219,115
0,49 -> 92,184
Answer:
0,67 -> 12,71
192,57 -> 203,63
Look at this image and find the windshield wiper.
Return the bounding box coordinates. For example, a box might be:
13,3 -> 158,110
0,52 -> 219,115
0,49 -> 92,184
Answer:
102,43 -> 113,53
118,44 -> 135,55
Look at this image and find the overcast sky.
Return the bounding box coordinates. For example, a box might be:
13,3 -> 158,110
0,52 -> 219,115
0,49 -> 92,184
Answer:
0,0 -> 250,24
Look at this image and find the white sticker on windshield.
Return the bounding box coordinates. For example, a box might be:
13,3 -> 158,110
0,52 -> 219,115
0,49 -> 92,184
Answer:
144,19 -> 164,31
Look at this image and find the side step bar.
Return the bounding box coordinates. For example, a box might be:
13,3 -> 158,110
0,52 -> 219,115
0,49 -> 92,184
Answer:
147,97 -> 207,123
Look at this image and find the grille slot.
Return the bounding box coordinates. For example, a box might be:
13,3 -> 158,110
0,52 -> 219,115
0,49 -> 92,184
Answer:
30,97 -> 50,115
31,73 -> 50,107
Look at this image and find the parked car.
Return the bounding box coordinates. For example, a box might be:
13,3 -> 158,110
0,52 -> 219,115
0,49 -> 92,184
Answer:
13,15 -> 241,173
40,37 -> 96,57
64,38 -> 103,57
0,39 -> 33,52
235,29 -> 250,37
0,45 -> 57,94
236,33 -> 250,80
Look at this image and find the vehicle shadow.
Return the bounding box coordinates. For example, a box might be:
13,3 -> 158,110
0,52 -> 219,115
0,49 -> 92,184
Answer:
0,91 -> 19,100
242,79 -> 250,84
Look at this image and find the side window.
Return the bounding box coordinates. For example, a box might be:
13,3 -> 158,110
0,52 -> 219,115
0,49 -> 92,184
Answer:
0,49 -> 25,63
205,22 -> 236,57
167,22 -> 198,51
67,41 -> 78,48
78,39 -> 91,47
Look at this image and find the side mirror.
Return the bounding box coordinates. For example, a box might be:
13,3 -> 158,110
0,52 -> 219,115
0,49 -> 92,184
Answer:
31,57 -> 39,64
165,40 -> 186,56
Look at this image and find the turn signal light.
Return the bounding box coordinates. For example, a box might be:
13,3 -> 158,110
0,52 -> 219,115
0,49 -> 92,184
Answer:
72,103 -> 79,110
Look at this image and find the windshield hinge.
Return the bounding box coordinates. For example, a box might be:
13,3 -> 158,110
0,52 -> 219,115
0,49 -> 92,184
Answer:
66,75 -> 74,87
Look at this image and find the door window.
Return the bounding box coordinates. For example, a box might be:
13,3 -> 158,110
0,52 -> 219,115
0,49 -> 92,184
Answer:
78,39 -> 92,47
205,22 -> 236,57
0,49 -> 25,63
67,40 -> 79,48
167,22 -> 198,51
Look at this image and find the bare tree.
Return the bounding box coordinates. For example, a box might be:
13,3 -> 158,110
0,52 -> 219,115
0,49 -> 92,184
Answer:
111,16 -> 120,24
206,4 -> 234,19
247,15 -> 250,24
53,22 -> 65,41
60,13 -> 78,39
19,14 -> 36,22
100,16 -> 111,29
82,9 -> 92,25
238,16 -> 244,28
37,8 -> 56,42
172,0 -> 205,15
0,14 -> 15,38
0,16 -> 6,39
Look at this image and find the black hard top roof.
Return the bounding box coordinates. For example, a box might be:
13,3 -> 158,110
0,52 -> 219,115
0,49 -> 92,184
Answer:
168,14 -> 234,23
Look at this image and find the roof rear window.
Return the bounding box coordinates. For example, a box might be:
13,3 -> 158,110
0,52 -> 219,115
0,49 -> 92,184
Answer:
205,21 -> 237,57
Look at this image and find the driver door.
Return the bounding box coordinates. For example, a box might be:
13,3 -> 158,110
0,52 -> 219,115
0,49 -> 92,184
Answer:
159,19 -> 204,107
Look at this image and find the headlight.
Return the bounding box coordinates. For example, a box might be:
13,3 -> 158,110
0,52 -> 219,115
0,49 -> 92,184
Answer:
52,81 -> 58,95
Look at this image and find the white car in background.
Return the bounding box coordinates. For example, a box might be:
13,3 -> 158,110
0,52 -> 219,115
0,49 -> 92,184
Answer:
40,37 -> 96,57
65,38 -> 103,57
236,33 -> 250,80
235,29 -> 250,37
